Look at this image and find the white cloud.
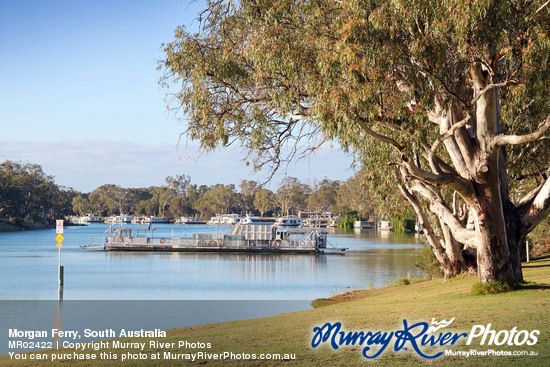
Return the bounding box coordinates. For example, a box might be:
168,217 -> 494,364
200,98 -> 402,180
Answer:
0,139 -> 355,192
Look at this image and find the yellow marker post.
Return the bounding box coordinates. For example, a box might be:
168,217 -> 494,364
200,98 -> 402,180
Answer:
56,221 -> 64,286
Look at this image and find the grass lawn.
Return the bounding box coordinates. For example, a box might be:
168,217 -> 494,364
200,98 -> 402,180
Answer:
1,257 -> 549,366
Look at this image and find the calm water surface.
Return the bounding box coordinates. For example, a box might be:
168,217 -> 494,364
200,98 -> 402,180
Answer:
0,224 -> 424,301
1,225 -> 427,354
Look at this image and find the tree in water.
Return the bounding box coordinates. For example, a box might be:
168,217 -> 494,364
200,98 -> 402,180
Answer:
160,0 -> 550,283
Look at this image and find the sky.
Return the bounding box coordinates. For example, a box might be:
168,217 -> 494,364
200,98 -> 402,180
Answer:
0,0 -> 355,192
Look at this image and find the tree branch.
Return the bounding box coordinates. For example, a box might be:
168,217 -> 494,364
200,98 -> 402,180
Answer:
536,0 -> 550,14
402,161 -> 477,207
432,101 -> 476,178
521,173 -> 550,232
396,177 -> 451,267
430,115 -> 471,158
470,80 -> 518,107
357,117 -> 404,153
410,180 -> 477,248
493,113 -> 550,146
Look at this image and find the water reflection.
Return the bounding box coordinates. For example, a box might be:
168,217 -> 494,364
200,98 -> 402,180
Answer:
0,225 -> 424,300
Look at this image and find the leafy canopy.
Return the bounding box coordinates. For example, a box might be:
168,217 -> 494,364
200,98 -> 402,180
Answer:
161,0 -> 550,191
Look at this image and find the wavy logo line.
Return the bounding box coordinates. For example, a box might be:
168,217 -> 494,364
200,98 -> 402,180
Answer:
427,318 -> 455,333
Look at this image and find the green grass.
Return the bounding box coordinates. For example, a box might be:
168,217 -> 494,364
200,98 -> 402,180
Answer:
2,258 -> 549,366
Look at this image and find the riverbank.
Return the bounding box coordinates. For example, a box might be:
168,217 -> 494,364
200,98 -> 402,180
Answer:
0,220 -> 86,233
1,257 -> 548,366
0,222 -> 47,233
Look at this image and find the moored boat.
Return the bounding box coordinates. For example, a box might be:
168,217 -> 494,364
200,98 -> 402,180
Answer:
274,216 -> 302,227
80,213 -> 104,224
176,217 -> 207,225
379,220 -> 395,231
101,221 -> 346,254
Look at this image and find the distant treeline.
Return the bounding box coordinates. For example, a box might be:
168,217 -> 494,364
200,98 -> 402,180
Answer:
0,161 -> 77,225
72,174 -> 379,220
0,160 -> 384,224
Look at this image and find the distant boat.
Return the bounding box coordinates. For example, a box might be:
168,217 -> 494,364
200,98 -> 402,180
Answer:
354,221 -> 375,230
80,214 -> 104,224
145,216 -> 169,224
379,220 -> 394,231
208,214 -> 245,225
240,215 -> 275,224
106,215 -> 133,224
176,217 -> 206,225
275,217 -> 302,227
298,211 -> 338,227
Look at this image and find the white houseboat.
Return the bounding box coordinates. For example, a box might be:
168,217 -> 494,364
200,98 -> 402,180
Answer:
275,217 -> 302,227
379,220 -> 395,231
176,217 -> 207,225
80,214 -> 104,224
97,220 -> 346,254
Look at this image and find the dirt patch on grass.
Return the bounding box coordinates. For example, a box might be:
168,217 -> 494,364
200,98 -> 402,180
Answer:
311,288 -> 385,308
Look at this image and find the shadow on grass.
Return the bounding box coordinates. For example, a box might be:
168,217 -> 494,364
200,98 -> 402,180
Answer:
519,283 -> 550,290
523,255 -> 550,268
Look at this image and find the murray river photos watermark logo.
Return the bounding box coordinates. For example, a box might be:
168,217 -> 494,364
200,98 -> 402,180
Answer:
310,318 -> 540,359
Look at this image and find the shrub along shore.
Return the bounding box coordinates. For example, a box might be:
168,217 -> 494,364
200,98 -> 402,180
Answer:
1,258 -> 549,366
0,221 -> 48,233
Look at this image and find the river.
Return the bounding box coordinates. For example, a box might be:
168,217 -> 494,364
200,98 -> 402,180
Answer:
0,224 -> 424,354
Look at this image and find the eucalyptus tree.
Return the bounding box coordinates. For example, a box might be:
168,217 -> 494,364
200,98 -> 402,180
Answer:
166,174 -> 191,197
109,185 -> 130,215
88,185 -> 112,216
0,162 -> 24,218
160,0 -> 550,282
50,186 -> 79,221
254,188 -> 275,217
334,172 -> 379,219
127,188 -> 153,214
274,177 -> 309,216
72,194 -> 92,217
308,178 -> 340,212
194,184 -> 239,218
165,174 -> 192,217
185,184 -> 209,216
0,160 -> 75,223
240,179 -> 260,213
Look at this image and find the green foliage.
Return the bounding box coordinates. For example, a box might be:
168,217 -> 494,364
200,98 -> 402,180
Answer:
389,273 -> 430,287
338,211 -> 362,229
194,184 -> 240,219
528,215 -> 550,259
274,177 -> 309,216
0,160 -> 76,224
414,245 -> 443,279
472,280 -> 521,295
307,178 -> 339,212
390,278 -> 411,286
253,188 -> 274,217
240,180 -> 260,214
68,174 -> 385,221
159,0 -> 550,249
389,216 -> 416,234
0,162 -> 391,224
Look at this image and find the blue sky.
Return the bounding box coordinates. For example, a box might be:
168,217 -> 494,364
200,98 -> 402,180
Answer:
0,0 -> 354,192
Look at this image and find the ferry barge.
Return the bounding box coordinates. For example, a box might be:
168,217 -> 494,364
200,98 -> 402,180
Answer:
101,221 -> 346,254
